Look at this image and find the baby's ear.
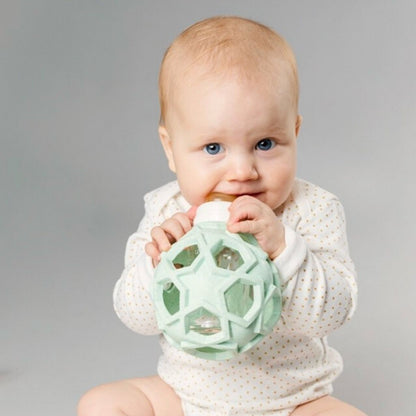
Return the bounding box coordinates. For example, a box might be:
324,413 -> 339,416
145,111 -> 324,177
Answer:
158,125 -> 176,173
295,115 -> 303,138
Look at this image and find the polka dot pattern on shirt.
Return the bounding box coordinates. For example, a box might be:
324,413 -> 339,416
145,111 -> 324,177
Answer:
113,178 -> 357,414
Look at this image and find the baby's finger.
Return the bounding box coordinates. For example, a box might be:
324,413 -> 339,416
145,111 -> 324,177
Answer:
145,241 -> 161,266
228,200 -> 262,225
150,226 -> 174,252
227,219 -> 259,235
171,212 -> 193,234
162,216 -> 189,242
186,206 -> 198,221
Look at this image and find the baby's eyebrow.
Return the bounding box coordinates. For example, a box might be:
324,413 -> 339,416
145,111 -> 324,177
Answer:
194,139 -> 217,146
253,127 -> 286,138
266,121 -> 288,132
194,133 -> 222,143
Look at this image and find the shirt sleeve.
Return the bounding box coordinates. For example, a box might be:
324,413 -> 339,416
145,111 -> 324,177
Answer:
113,194 -> 164,336
274,197 -> 357,338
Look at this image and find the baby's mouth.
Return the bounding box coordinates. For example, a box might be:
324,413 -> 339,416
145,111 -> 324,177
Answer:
210,188 -> 264,201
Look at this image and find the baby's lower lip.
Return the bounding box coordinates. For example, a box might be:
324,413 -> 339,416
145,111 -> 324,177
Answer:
237,192 -> 263,198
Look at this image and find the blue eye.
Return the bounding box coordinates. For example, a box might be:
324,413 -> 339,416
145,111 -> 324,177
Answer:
255,138 -> 275,151
204,143 -> 223,155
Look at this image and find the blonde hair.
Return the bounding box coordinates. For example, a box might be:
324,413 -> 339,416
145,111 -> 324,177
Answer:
158,16 -> 299,125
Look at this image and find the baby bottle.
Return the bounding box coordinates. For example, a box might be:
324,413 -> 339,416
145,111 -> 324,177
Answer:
152,193 -> 282,360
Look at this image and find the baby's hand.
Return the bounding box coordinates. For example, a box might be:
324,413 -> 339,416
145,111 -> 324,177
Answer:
227,196 -> 285,260
145,206 -> 197,267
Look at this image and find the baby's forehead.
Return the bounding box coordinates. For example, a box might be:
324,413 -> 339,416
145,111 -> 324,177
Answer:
171,32 -> 292,74
171,57 -> 297,104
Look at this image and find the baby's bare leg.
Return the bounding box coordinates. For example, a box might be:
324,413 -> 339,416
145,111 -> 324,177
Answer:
291,395 -> 367,416
77,375 -> 184,416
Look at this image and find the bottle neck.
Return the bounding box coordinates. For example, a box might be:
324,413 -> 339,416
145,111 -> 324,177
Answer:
193,193 -> 236,225
193,200 -> 231,224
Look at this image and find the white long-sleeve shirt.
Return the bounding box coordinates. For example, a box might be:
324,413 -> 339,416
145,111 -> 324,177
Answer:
113,178 -> 357,413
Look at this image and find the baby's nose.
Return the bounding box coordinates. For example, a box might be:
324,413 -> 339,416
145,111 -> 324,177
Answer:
227,154 -> 259,181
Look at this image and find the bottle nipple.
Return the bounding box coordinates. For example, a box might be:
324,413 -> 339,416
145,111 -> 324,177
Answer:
205,193 -> 236,203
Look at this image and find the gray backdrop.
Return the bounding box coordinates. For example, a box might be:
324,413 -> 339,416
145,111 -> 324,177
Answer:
2,1 -> 415,415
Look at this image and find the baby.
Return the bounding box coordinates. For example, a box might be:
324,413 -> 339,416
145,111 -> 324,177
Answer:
78,16 -> 367,416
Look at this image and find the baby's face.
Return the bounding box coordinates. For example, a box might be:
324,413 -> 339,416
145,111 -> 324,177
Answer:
159,72 -> 301,212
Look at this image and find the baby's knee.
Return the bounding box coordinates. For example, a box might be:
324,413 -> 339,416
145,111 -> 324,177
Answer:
77,380 -> 155,416
77,384 -> 118,416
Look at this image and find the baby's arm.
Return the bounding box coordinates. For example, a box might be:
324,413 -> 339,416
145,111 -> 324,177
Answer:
275,196 -> 357,338
113,190 -> 195,335
228,194 -> 357,338
113,209 -> 161,335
